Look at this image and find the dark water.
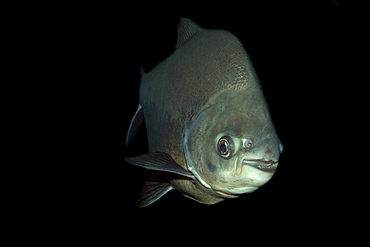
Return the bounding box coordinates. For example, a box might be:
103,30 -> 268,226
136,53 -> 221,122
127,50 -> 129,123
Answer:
53,1 -> 364,243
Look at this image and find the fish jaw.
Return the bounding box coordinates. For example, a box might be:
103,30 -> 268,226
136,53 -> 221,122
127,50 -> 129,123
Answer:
214,187 -> 258,198
209,160 -> 277,197
242,159 -> 278,172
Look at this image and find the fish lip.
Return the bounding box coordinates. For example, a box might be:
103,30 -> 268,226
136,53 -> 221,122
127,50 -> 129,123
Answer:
214,190 -> 239,198
242,159 -> 278,172
213,187 -> 258,197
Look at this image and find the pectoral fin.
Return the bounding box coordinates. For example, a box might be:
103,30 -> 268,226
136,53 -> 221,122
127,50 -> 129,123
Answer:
125,152 -> 195,179
136,173 -> 172,208
126,104 -> 144,147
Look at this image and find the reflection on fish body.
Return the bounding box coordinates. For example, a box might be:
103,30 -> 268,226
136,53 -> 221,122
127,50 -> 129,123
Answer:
125,18 -> 283,207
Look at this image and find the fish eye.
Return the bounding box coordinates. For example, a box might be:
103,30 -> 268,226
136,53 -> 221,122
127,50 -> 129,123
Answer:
217,137 -> 232,158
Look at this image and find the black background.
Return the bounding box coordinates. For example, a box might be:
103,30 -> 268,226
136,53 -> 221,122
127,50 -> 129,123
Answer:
50,0 -> 366,242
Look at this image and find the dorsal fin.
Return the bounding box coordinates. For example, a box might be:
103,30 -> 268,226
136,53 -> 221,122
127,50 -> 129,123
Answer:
175,18 -> 203,49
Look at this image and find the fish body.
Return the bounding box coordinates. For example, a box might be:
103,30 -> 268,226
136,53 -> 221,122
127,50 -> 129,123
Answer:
126,18 -> 283,207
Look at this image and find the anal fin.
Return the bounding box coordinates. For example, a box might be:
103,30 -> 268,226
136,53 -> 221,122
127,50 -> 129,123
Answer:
136,173 -> 172,208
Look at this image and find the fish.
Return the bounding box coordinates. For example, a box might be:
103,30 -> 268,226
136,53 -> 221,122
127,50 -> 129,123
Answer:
125,18 -> 283,207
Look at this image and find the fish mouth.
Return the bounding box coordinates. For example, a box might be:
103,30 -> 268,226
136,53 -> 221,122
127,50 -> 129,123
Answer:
214,190 -> 239,198
213,186 -> 259,198
242,159 -> 278,172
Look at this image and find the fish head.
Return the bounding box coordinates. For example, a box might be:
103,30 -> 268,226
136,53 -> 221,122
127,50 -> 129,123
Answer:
185,88 -> 283,198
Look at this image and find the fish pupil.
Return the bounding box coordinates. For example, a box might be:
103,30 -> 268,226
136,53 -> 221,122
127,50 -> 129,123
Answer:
218,137 -> 231,157
220,143 -> 227,153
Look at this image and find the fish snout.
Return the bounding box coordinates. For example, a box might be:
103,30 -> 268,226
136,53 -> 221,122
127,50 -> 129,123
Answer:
242,159 -> 278,172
